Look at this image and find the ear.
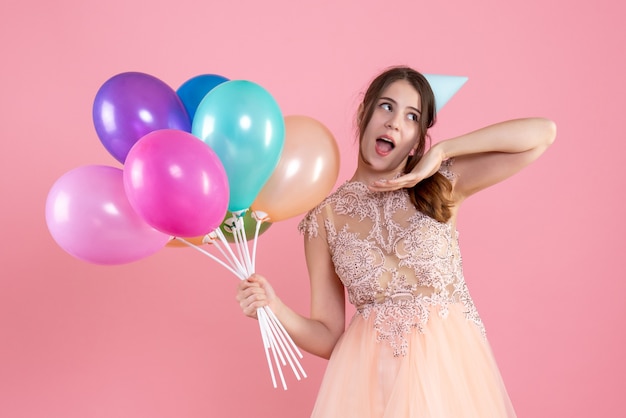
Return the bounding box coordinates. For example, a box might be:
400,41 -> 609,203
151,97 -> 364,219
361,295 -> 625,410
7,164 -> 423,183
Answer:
357,103 -> 364,124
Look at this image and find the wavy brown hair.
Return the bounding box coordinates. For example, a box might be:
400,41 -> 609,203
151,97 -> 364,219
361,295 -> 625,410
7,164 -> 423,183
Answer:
357,66 -> 453,223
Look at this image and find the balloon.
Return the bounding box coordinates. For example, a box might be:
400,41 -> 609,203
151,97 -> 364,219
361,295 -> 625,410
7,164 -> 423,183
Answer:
423,74 -> 468,113
192,80 -> 285,212
124,129 -> 230,237
177,74 -> 229,121
93,72 -> 191,163
251,115 -> 340,221
165,235 -> 205,248
45,165 -> 170,265
166,210 -> 272,248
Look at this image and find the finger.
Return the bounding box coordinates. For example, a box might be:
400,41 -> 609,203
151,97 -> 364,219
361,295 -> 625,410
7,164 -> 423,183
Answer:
236,285 -> 265,303
241,302 -> 259,318
244,306 -> 261,318
240,293 -> 268,315
238,278 -> 263,293
247,273 -> 267,284
370,175 -> 422,191
368,182 -> 405,192
247,290 -> 268,304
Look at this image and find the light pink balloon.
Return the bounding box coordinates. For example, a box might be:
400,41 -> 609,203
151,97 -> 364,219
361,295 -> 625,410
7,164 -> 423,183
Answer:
45,165 -> 171,265
123,129 -> 229,237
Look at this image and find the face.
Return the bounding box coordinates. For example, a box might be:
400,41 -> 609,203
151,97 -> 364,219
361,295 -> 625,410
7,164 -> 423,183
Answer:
358,79 -> 421,178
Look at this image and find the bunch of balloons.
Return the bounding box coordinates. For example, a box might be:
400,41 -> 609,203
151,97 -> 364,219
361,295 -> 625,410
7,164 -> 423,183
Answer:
45,71 -> 341,389
45,71 -> 341,267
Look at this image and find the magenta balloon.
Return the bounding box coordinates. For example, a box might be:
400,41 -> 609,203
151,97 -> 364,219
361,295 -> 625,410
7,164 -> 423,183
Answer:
93,72 -> 191,163
123,129 -> 230,237
45,165 -> 171,265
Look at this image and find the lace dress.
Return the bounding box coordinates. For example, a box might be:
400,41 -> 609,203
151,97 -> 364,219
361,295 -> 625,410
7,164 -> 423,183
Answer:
299,163 -> 516,418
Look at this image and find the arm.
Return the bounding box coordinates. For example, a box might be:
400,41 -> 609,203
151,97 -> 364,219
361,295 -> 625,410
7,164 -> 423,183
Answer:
435,117 -> 557,201
236,232 -> 345,359
370,118 -> 557,201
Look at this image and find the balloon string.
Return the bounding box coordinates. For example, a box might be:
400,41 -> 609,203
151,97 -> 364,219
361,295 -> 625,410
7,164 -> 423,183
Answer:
177,225 -> 306,390
266,306 -> 304,360
252,218 -> 263,270
226,210 -> 251,276
266,306 -> 305,364
258,307 -> 288,390
233,216 -> 252,275
213,229 -> 248,278
259,308 -> 287,367
237,215 -> 254,273
211,238 -> 247,279
260,307 -> 301,380
257,309 -> 278,389
225,212 -> 249,276
174,237 -> 241,278
231,229 -> 247,274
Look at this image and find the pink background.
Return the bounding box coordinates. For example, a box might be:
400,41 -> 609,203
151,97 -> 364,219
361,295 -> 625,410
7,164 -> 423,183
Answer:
1,0 -> 624,417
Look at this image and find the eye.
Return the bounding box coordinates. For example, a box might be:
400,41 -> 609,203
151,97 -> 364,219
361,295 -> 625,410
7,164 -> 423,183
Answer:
407,113 -> 419,122
379,102 -> 392,112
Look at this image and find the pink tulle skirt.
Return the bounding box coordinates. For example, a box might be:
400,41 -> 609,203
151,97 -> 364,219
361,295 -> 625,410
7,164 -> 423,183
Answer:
311,303 -> 516,418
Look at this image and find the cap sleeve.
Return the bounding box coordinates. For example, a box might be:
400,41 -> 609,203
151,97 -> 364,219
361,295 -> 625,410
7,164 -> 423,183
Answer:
298,209 -> 320,238
439,158 -> 457,182
298,200 -> 333,242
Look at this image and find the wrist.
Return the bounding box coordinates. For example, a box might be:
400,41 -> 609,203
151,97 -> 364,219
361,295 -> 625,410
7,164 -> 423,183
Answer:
269,296 -> 286,317
429,142 -> 448,162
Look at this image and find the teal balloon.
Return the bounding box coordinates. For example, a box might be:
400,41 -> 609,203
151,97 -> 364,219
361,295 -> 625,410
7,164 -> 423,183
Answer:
177,74 -> 229,121
192,80 -> 285,212
423,74 -> 468,113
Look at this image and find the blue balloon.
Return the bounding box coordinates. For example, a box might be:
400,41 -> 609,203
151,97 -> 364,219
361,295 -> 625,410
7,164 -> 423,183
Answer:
176,74 -> 229,121
192,80 -> 285,212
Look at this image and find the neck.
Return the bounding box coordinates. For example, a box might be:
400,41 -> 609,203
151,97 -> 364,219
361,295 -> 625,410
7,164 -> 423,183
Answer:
350,161 -> 405,185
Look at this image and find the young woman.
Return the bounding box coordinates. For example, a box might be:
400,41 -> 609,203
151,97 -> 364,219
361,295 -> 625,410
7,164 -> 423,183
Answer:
237,66 -> 556,417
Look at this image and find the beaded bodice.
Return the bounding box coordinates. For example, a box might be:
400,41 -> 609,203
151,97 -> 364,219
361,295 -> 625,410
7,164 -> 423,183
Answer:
299,165 -> 485,356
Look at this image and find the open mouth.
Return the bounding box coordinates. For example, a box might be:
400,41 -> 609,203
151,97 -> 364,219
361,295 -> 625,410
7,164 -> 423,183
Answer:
375,137 -> 395,154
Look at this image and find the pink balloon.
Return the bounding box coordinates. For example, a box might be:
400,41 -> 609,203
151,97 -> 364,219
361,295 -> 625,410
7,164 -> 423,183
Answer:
123,129 -> 229,237
45,165 -> 171,265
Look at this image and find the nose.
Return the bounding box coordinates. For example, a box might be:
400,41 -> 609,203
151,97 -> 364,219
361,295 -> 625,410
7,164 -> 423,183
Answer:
385,113 -> 400,130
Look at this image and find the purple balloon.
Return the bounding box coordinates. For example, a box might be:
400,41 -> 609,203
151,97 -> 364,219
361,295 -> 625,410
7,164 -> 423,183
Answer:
93,72 -> 191,163
123,129 -> 230,237
45,165 -> 171,265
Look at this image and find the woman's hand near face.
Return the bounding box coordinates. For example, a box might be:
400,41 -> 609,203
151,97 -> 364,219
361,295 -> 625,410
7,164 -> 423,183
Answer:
368,144 -> 445,192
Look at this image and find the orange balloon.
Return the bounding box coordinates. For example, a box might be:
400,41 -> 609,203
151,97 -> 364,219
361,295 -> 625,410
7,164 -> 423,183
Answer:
251,115 -> 340,221
166,235 -> 205,248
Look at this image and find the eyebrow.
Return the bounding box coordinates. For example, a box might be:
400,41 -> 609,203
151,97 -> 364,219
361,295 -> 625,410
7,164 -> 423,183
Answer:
379,96 -> 421,114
